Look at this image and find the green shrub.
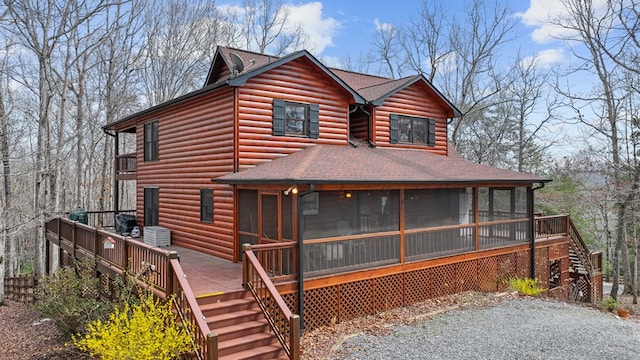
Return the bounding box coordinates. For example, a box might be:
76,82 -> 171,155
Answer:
601,297 -> 618,312
505,276 -> 545,296
73,291 -> 194,360
35,258 -> 113,337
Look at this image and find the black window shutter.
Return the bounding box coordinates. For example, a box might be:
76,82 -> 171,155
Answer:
273,99 -> 285,136
428,119 -> 436,146
309,103 -> 319,139
389,114 -> 399,144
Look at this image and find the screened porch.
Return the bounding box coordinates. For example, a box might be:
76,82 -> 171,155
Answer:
237,186 -> 532,278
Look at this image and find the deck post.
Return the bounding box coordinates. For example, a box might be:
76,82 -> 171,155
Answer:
206,333 -> 218,360
290,314 -> 301,360
71,222 -> 77,260
166,251 -> 178,296
242,243 -> 251,288
122,237 -> 128,270
45,231 -> 50,275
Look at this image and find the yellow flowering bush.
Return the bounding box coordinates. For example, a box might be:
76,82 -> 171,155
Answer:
505,276 -> 546,296
73,292 -> 193,360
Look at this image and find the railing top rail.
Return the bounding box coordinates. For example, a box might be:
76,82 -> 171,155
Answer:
245,250 -> 293,320
248,241 -> 297,250
534,214 -> 569,220
115,153 -> 136,158
169,258 -> 213,339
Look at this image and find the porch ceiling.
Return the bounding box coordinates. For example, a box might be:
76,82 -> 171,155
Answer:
213,145 -> 550,185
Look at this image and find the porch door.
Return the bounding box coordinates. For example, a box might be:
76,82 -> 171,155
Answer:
259,192 -> 281,245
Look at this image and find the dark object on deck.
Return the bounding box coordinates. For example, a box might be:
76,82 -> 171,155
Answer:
69,208 -> 88,225
115,213 -> 137,235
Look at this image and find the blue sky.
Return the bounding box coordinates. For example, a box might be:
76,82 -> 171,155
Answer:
216,0 -> 573,71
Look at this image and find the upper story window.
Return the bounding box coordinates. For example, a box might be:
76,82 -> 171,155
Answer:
273,99 -> 319,139
144,120 -> 159,161
389,114 -> 435,146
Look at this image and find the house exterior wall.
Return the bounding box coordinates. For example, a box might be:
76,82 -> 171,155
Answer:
372,82 -> 449,155
236,57 -> 352,170
134,88 -> 236,259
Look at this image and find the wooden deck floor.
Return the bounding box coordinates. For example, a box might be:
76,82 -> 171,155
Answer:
164,246 -> 244,297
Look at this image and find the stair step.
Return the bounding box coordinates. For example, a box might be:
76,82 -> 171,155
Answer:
208,309 -> 264,329
215,320 -> 272,342
196,290 -> 251,306
193,289 -> 288,359
218,344 -> 287,360
199,297 -> 258,317
219,332 -> 278,356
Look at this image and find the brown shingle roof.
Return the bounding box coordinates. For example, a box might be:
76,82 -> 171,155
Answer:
214,145 -> 548,185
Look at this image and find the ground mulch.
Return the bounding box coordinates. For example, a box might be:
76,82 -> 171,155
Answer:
0,300 -> 85,359
2,292 -> 638,359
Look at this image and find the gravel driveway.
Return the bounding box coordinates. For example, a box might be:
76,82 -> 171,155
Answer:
338,298 -> 640,360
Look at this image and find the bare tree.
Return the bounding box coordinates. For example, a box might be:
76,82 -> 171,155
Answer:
397,1 -> 449,81
371,21 -> 400,79
139,0 -> 231,106
505,53 -> 559,173
0,61 -> 8,304
226,0 -> 310,56
551,0 -> 638,299
2,0 -> 112,275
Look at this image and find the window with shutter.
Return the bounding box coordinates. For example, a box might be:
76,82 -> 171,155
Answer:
389,114 -> 399,144
389,114 -> 436,146
272,99 -> 319,138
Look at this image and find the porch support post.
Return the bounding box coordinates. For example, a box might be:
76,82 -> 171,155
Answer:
113,132 -> 120,214
297,184 -> 315,334
529,182 -> 546,278
473,187 -> 479,251
528,185 -> 536,278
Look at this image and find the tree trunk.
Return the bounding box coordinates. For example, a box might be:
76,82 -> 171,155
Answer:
0,81 -> 8,303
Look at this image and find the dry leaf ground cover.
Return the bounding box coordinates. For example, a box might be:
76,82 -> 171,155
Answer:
2,291 -> 639,359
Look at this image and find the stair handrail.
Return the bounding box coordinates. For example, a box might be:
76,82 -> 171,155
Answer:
566,216 -> 594,276
169,256 -> 219,360
243,243 -> 300,360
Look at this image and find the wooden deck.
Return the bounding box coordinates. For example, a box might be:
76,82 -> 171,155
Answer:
165,246 -> 243,296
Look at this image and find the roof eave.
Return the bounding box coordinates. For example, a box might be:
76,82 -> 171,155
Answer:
103,80 -> 230,131
369,75 -> 463,118
212,178 -> 551,186
227,50 -> 366,104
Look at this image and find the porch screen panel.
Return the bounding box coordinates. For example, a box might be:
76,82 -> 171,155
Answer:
302,190 -> 400,277
404,188 -> 472,230
478,187 -> 530,249
238,190 -> 258,245
302,190 -> 399,239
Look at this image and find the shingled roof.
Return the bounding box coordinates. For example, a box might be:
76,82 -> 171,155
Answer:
213,145 -> 548,185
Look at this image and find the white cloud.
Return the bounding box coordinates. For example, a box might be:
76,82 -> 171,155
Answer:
521,48 -> 565,68
286,2 -> 340,54
516,0 -> 609,43
373,18 -> 394,32
216,2 -> 340,54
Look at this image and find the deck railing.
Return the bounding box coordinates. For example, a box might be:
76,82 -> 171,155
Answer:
170,257 -> 217,360
44,215 -> 216,359
116,153 -> 136,175
243,243 -> 300,360
46,217 -> 171,294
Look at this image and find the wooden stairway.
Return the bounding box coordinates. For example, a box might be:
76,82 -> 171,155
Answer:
197,290 -> 288,360
568,247 -> 588,275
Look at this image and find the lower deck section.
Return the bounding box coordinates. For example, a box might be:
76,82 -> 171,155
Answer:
275,238 -> 600,331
